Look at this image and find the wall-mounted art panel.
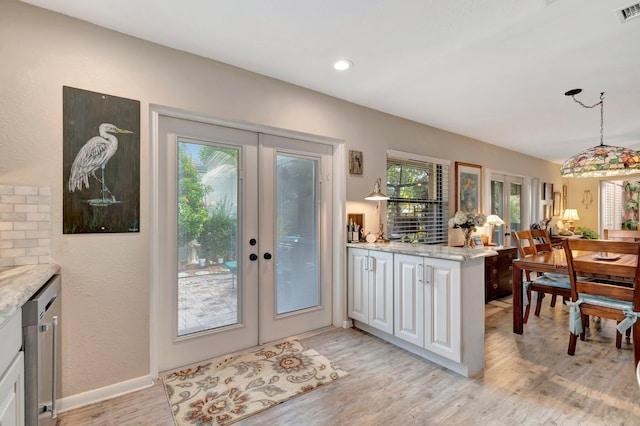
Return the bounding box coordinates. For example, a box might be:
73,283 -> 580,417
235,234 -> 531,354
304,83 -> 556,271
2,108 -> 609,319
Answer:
63,86 -> 140,233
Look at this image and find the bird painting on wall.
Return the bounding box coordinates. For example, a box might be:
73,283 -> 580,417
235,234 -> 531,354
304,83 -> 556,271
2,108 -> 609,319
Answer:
68,122 -> 133,206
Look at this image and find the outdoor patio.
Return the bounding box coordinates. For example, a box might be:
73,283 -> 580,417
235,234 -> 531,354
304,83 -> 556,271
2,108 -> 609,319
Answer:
177,263 -> 238,335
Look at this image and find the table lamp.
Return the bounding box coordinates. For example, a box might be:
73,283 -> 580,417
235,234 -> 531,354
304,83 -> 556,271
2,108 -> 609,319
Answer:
562,208 -> 580,232
486,214 -> 505,245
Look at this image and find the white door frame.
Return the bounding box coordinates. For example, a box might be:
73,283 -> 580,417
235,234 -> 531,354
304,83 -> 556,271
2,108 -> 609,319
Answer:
149,106 -> 347,377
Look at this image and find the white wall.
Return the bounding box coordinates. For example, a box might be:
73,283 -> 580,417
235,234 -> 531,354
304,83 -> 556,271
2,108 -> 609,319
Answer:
0,0 -> 563,400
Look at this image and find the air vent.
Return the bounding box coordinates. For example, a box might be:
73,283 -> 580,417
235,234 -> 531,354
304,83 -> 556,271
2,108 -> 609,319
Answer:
615,3 -> 640,23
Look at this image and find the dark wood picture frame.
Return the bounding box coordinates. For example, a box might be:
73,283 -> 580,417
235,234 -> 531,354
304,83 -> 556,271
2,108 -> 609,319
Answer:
455,162 -> 482,214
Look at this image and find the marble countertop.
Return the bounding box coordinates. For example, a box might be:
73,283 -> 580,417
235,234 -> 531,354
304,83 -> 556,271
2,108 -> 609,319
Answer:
346,242 -> 499,261
0,264 -> 60,328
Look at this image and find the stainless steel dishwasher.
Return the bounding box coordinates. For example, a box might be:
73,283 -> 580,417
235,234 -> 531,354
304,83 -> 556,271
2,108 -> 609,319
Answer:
22,274 -> 61,426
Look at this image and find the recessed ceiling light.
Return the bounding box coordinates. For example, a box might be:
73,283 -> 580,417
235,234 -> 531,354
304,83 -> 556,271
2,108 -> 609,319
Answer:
333,59 -> 353,71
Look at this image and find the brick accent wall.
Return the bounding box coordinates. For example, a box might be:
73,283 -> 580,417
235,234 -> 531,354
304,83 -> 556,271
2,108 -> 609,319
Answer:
0,185 -> 51,267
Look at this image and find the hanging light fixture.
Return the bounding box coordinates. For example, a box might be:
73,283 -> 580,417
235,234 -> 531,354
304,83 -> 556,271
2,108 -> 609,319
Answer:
364,178 -> 390,242
364,178 -> 390,200
560,89 -> 640,178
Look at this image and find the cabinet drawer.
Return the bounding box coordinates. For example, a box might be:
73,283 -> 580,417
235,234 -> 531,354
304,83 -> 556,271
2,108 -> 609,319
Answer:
0,309 -> 22,375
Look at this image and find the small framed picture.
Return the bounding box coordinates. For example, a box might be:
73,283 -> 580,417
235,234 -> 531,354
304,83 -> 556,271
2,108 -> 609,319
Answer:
472,235 -> 484,247
349,150 -> 363,175
553,191 -> 562,216
543,183 -> 553,201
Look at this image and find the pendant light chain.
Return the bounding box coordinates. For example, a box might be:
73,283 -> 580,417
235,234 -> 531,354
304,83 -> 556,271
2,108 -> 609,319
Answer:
568,91 -> 605,146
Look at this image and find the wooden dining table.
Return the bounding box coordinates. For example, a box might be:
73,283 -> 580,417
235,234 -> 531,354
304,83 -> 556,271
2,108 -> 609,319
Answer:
512,248 -> 637,334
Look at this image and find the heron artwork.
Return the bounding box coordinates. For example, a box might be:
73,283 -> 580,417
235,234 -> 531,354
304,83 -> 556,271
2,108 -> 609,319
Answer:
68,123 -> 133,206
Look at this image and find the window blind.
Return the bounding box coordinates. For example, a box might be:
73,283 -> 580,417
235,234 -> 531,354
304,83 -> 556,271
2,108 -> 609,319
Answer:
386,156 -> 449,244
600,181 -> 624,233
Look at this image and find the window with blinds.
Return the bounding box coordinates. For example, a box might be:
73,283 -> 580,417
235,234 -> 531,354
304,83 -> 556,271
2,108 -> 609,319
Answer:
600,180 -> 624,233
386,154 -> 449,244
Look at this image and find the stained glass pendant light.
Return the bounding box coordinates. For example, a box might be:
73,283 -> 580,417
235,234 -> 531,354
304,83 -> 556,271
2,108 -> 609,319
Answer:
560,89 -> 640,178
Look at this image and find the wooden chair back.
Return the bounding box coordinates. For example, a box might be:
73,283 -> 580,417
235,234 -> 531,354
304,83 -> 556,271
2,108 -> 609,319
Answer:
563,238 -> 639,307
562,238 -> 640,366
512,230 -> 536,258
603,229 -> 640,242
530,229 -> 554,254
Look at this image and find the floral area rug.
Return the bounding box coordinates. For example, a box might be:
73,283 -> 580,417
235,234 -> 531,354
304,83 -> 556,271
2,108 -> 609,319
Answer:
162,340 -> 348,425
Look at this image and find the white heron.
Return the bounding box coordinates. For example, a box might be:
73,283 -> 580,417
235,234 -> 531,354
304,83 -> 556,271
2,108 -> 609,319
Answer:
68,123 -> 133,203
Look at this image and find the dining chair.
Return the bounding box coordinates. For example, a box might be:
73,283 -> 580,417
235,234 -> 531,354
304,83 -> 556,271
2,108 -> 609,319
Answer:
563,238 -> 640,367
512,230 -> 571,323
604,229 -> 640,242
530,229 -> 566,307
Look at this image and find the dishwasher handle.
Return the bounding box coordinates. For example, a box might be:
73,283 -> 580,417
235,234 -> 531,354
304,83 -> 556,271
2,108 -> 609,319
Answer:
51,315 -> 58,418
39,316 -> 59,419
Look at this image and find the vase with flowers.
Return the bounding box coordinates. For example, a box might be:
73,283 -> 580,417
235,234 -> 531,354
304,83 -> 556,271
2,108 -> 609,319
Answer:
449,211 -> 487,248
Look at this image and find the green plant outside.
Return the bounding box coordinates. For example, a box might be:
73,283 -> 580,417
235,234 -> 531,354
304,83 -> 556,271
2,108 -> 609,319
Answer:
178,144 -> 210,252
623,181 -> 640,230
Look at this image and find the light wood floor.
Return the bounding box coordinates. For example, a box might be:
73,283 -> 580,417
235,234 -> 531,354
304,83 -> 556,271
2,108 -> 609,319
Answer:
57,297 -> 640,425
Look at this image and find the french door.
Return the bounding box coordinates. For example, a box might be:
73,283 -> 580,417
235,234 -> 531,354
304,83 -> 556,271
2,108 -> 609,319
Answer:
155,115 -> 333,372
490,173 -> 523,246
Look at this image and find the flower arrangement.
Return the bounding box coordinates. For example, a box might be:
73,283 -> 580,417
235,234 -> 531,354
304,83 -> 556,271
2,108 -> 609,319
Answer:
449,211 -> 487,247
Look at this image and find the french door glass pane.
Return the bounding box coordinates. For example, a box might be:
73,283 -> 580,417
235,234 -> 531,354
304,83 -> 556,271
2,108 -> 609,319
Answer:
177,140 -> 239,336
276,154 -> 320,314
491,180 -> 504,245
510,183 -> 522,232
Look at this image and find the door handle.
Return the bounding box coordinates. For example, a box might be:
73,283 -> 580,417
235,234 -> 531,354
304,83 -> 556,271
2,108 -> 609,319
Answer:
264,252 -> 272,260
249,253 -> 258,261
249,238 -> 257,246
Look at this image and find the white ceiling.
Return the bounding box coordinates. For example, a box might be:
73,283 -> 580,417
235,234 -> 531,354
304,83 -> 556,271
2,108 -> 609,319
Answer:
22,0 -> 640,164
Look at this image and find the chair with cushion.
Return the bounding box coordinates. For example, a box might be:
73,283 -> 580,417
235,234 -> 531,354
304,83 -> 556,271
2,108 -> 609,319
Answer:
512,230 -> 571,323
530,229 -> 566,307
563,238 -> 640,367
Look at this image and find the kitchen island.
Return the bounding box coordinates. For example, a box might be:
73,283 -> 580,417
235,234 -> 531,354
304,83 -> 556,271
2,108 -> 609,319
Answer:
347,242 -> 495,377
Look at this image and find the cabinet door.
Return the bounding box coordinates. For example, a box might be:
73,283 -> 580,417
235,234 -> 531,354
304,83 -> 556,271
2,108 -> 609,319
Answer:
369,251 -> 394,334
424,258 -> 461,362
496,248 -> 516,298
394,254 -> 424,347
484,255 -> 498,302
0,352 -> 24,426
348,248 -> 369,323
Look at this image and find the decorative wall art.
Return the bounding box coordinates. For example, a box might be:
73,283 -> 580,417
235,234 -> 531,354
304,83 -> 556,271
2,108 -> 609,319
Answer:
543,182 -> 554,201
349,150 -> 363,175
455,162 -> 482,214
553,191 -> 562,216
63,86 -> 140,233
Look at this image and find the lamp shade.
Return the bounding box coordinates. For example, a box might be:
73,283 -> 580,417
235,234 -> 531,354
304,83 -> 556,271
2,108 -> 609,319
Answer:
562,209 -> 580,222
486,214 -> 505,226
560,144 -> 640,178
364,178 -> 390,200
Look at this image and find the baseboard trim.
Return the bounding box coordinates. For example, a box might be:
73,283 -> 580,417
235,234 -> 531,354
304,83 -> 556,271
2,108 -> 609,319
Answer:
57,375 -> 154,413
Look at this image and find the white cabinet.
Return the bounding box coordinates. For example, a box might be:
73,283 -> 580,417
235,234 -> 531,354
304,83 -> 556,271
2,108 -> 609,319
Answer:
348,248 -> 394,334
0,309 -> 24,426
347,244 -> 486,377
423,257 -> 461,362
393,254 -> 424,347
394,254 -> 461,362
